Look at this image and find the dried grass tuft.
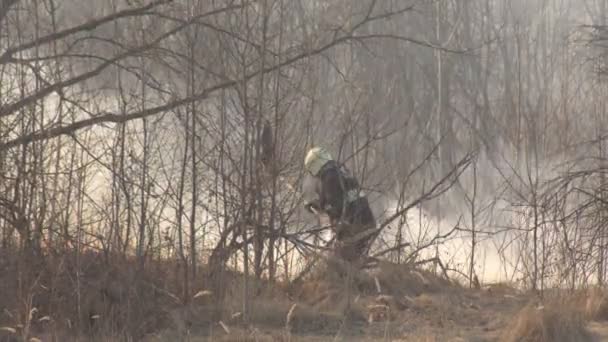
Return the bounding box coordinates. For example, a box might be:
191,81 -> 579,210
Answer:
501,301 -> 592,342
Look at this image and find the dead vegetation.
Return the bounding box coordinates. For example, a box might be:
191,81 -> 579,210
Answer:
5,248 -> 608,341
0,250 -> 185,341
581,288 -> 608,322
500,301 -> 593,342
1,250 -> 510,341
3,0 -> 608,340
497,287 -> 608,342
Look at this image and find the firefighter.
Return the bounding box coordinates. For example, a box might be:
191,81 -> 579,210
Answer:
303,147 -> 376,264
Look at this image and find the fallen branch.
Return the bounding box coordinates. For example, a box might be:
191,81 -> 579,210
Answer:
413,257 -> 450,280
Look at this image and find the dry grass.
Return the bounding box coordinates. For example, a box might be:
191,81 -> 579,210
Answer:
500,301 -> 592,342
292,260 -> 455,309
236,299 -> 345,334
0,250 -> 203,341
581,287 -> 608,321
2,249 -> 554,341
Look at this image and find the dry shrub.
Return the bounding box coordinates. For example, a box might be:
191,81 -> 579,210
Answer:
501,302 -> 592,342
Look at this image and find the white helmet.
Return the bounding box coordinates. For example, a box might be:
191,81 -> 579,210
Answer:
304,147 -> 333,176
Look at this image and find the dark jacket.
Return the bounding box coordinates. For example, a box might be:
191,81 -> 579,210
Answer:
312,161 -> 375,227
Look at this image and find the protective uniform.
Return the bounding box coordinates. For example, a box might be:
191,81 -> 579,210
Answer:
304,147 -> 376,263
